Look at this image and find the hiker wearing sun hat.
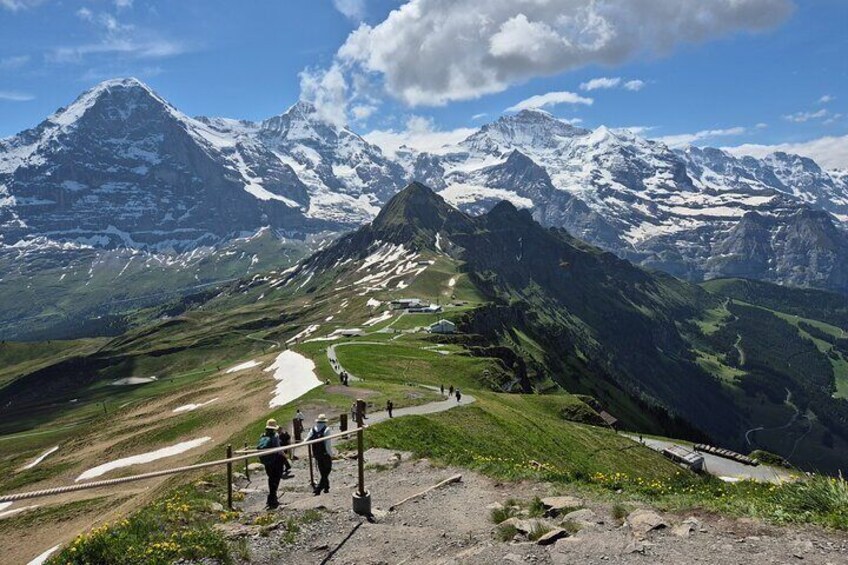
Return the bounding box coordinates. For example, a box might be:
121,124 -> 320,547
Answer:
306,414 -> 334,496
257,418 -> 285,509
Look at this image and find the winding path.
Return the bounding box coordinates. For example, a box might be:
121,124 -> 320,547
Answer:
325,341 -> 475,421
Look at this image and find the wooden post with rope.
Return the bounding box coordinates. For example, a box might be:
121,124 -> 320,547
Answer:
352,405 -> 371,515
226,444 -> 233,510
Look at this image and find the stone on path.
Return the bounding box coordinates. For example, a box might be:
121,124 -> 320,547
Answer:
672,517 -> 701,538
536,527 -> 570,546
626,509 -> 668,538
562,508 -> 601,529
540,496 -> 584,517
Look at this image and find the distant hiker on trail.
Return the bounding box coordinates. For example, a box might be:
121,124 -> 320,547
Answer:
440,384 -> 445,396
293,408 -> 305,441
387,399 -> 394,418
356,398 -> 368,422
449,385 -> 454,397
344,373 -> 350,386
455,389 -> 462,403
307,414 -> 333,496
257,419 -> 285,509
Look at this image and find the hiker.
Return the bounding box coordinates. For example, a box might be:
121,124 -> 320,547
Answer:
440,384 -> 445,396
356,398 -> 368,422
344,373 -> 350,386
278,426 -> 293,476
455,389 -> 462,403
307,414 -> 334,495
387,399 -> 394,418
350,401 -> 357,421
257,419 -> 285,509
293,408 -> 305,441
449,385 -> 454,397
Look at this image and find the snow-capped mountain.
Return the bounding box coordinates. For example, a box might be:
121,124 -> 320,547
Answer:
1,79 -> 847,292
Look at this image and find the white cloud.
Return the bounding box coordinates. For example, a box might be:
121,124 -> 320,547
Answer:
299,64 -> 350,126
333,0 -> 365,21
115,0 -> 133,8
726,135 -> 848,170
336,0 -> 792,106
0,55 -> 29,70
0,0 -> 43,11
655,126 -> 747,148
624,79 -> 646,91
471,113 -> 487,120
580,77 -> 621,91
818,94 -> 835,104
0,90 -> 34,102
783,109 -> 828,123
52,9 -> 188,64
755,122 -> 768,129
506,91 -> 593,112
364,115 -> 475,156
351,103 -> 377,120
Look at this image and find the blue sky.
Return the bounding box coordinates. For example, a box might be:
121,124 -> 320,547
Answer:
0,0 -> 846,166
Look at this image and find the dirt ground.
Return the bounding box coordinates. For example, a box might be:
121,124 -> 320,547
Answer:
233,449 -> 848,565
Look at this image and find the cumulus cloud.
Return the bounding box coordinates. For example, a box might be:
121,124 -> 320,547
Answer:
506,91 -> 592,112
299,64 -> 351,126
364,115 -> 476,156
818,94 -> 835,104
726,135 -> 848,170
333,0 -> 366,21
580,77 -> 621,91
336,0 -> 793,106
655,126 -> 747,148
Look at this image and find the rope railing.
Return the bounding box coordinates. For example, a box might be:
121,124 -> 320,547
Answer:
0,426 -> 368,505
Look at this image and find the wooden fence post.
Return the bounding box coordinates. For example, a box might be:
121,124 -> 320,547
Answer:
226,444 -> 233,510
307,445 -> 315,488
340,413 -> 348,431
243,442 -> 250,481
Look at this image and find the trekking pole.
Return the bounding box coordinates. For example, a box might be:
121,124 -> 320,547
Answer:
226,444 -> 233,510
243,442 -> 250,481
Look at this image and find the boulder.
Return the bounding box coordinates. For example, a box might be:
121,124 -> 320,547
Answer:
562,508 -> 601,529
248,463 -> 264,472
672,517 -> 701,538
626,509 -> 668,538
213,523 -> 261,539
540,496 -> 584,516
536,527 -> 569,546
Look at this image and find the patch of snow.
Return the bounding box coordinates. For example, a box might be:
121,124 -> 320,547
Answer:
264,350 -> 323,408
27,544 -> 61,565
364,310 -> 393,327
366,298 -> 381,308
0,504 -> 39,519
111,376 -> 158,386
0,502 -> 11,513
719,476 -> 742,483
286,324 -> 320,344
225,360 -> 260,373
435,232 -> 442,251
448,277 -> 456,287
325,315 -> 334,322
76,437 -> 212,482
173,398 -> 219,414
21,446 -> 59,470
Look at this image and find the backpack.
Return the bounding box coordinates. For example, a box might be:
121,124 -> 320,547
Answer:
310,426 -> 328,457
257,433 -> 279,466
279,430 -> 291,446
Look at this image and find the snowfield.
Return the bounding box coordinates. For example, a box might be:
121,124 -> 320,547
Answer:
264,350 -> 323,408
75,437 -> 212,482
26,545 -> 61,565
225,360 -> 260,373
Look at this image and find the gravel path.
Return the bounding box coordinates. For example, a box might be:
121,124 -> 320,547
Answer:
234,451 -> 848,565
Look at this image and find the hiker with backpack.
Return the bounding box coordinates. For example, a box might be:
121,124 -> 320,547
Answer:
278,426 -> 293,476
386,399 -> 394,418
306,414 -> 334,496
257,419 -> 285,509
455,389 -> 462,403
